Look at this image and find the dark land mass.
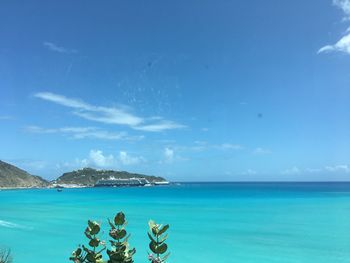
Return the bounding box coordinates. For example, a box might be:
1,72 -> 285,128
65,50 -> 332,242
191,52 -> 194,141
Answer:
53,167 -> 167,186
0,160 -> 49,188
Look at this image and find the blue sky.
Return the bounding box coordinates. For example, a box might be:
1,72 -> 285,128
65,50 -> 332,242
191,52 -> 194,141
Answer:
1,0 -> 350,181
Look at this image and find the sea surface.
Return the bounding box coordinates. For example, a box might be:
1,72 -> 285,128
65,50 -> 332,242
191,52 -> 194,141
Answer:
1,182 -> 350,263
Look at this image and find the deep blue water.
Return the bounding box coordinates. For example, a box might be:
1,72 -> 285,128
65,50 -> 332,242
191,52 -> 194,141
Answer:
1,182 -> 350,263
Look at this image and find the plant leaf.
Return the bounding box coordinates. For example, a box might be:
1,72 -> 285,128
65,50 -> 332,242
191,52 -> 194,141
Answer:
114,212 -> 126,226
155,243 -> 168,254
158,224 -> 169,236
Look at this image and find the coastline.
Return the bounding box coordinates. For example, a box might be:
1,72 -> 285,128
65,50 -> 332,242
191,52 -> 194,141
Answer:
0,181 -> 170,191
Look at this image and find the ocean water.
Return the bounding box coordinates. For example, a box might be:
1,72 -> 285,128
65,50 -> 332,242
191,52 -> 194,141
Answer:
1,182 -> 350,263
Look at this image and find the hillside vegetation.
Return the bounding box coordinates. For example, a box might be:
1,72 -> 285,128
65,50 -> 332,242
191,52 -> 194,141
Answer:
54,168 -> 166,186
0,160 -> 48,188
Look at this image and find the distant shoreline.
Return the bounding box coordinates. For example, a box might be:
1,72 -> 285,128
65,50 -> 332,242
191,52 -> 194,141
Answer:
0,182 -> 171,191
3,181 -> 349,191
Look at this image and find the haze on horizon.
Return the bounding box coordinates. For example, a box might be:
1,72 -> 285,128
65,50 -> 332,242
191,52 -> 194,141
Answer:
1,0 -> 350,182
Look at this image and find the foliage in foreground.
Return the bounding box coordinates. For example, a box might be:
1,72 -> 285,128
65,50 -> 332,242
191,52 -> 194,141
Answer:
0,248 -> 12,263
147,221 -> 170,263
69,212 -> 169,263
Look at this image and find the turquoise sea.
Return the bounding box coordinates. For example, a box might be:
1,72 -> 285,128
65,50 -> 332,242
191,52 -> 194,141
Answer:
1,182 -> 350,263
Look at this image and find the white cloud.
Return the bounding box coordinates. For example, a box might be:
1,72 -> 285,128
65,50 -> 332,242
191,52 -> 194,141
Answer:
25,125 -> 97,134
242,169 -> 257,175
318,0 -> 350,55
74,150 -> 144,169
318,32 -> 350,54
43,42 -> 77,54
71,131 -> 128,140
24,125 -> 138,141
36,92 -> 88,110
334,0 -> 350,19
164,147 -> 174,162
119,151 -> 143,165
305,168 -> 322,173
58,127 -> 96,133
253,147 -> 271,155
281,164 -> 350,175
161,141 -> 243,154
282,166 -> 300,175
325,164 -> 350,173
132,120 -> 186,132
25,125 -> 58,134
34,92 -> 185,132
34,92 -> 142,126
73,110 -> 142,127
88,150 -> 115,167
191,141 -> 208,151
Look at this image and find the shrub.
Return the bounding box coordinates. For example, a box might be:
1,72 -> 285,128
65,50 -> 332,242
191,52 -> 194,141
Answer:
69,219 -> 105,263
107,212 -> 135,263
69,212 -> 169,263
147,221 -> 170,263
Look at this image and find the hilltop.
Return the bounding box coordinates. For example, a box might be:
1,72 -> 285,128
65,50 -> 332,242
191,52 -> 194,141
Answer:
0,160 -> 49,188
52,167 -> 167,187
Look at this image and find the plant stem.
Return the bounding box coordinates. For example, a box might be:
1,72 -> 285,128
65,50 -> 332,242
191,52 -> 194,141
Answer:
93,234 -> 96,253
156,234 -> 159,259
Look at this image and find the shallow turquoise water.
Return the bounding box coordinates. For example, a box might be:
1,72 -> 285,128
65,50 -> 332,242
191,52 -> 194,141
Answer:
1,183 -> 350,263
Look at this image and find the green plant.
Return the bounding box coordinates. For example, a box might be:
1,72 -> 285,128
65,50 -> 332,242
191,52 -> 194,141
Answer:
70,212 -> 170,263
69,212 -> 135,263
70,220 -> 105,263
147,221 -> 170,263
107,212 -> 135,263
0,248 -> 12,263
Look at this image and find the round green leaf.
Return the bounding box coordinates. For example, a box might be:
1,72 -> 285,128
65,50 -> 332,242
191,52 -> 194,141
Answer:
89,238 -> 100,248
156,243 -> 168,254
149,241 -> 157,254
114,212 -> 126,226
90,224 -> 100,235
116,229 -> 127,239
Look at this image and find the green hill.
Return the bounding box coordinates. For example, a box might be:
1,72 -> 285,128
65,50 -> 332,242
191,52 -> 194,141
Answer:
0,160 -> 49,188
53,167 -> 167,186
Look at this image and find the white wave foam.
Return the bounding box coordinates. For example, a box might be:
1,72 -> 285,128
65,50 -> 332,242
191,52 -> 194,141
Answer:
0,220 -> 31,230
